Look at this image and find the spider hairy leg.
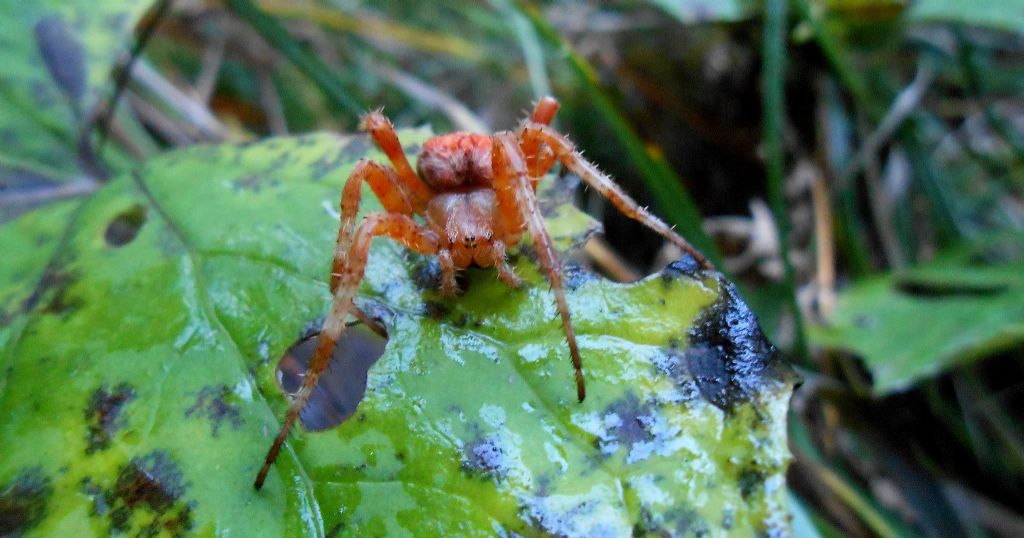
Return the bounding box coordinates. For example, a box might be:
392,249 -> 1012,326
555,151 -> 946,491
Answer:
521,122 -> 714,270
332,160 -> 414,291
491,240 -> 523,288
523,96 -> 560,177
492,132 -> 586,402
255,213 -> 440,490
528,96 -> 560,125
437,249 -> 458,296
359,111 -> 434,210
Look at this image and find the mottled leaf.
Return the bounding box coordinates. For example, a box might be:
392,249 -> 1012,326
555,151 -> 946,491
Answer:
0,131 -> 795,536
810,234 -> 1024,394
0,198 -> 80,352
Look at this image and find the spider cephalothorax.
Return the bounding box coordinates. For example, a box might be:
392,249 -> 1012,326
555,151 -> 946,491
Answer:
254,96 -> 711,489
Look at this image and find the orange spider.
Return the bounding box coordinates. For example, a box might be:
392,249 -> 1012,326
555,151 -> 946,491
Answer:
254,96 -> 712,489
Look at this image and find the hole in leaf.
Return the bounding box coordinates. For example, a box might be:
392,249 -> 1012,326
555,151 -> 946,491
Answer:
277,322 -> 388,432
104,205 -> 147,247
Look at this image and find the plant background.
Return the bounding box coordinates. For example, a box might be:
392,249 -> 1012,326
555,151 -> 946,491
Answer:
3,0 -> 1024,536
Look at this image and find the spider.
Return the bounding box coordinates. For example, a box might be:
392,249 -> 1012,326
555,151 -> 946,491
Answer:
254,96 -> 712,489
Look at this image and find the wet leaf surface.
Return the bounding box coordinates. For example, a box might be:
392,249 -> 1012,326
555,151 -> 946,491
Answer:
810,234 -> 1024,394
0,131 -> 795,536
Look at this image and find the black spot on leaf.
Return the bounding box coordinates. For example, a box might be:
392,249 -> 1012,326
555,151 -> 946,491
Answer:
450,313 -> 469,328
40,285 -> 80,316
660,255 -> 703,284
602,393 -> 656,452
325,521 -> 345,538
519,495 -> 609,537
265,152 -> 296,174
34,15 -> 86,103
684,343 -> 737,411
683,281 -> 791,411
310,144 -> 352,181
337,135 -> 370,163
636,504 -> 708,537
102,452 -> 194,537
411,259 -> 442,291
184,385 -> 243,436
85,383 -> 136,454
104,205 -> 147,247
423,300 -> 450,320
737,466 -> 767,500
81,477 -> 108,518
671,506 -> 709,537
0,467 -> 53,536
462,435 -> 507,481
411,258 -> 470,295
232,174 -> 267,193
21,262 -> 79,318
721,506 -> 735,530
562,261 -> 597,290
516,242 -> 540,265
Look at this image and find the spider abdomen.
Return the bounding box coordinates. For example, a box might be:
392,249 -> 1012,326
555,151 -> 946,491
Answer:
416,133 -> 493,190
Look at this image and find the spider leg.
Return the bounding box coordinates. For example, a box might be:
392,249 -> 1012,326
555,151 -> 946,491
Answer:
255,213 -> 440,490
351,306 -> 387,338
493,132 -> 586,402
492,240 -> 523,288
359,111 -> 434,211
528,95 -> 560,125
334,160 -> 415,335
520,122 -> 713,270
437,249 -> 459,296
522,96 -> 560,177
332,159 -> 414,292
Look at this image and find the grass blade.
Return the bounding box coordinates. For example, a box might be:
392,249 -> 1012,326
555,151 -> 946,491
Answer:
518,3 -> 722,264
763,0 -> 808,358
225,0 -> 365,122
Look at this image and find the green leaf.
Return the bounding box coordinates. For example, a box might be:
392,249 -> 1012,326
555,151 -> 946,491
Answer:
810,235 -> 1024,394
0,198 -> 81,352
0,0 -> 154,179
649,0 -> 758,24
909,0 -> 1024,35
787,491 -> 826,538
0,131 -> 795,535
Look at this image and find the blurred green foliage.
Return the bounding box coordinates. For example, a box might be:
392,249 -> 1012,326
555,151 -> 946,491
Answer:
2,0 -> 1024,535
